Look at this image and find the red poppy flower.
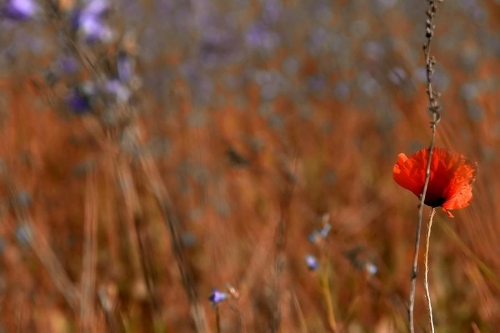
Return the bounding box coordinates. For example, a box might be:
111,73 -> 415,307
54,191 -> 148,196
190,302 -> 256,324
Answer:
393,148 -> 477,217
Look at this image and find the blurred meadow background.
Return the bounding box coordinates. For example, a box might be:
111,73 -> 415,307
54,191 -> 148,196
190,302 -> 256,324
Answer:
1,0 -> 500,332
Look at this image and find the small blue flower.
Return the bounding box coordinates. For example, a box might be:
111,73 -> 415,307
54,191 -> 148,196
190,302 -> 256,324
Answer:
58,55 -> 79,74
208,288 -> 228,307
2,0 -> 38,20
365,262 -> 378,276
16,223 -> 33,246
83,0 -> 110,16
79,14 -> 113,43
117,51 -> 135,82
308,223 -> 331,243
71,0 -> 113,43
104,79 -> 131,103
319,223 -> 331,238
305,254 -> 319,271
308,230 -> 320,244
66,84 -> 95,114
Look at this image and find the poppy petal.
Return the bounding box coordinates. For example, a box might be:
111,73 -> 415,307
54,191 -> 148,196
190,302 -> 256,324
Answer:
393,153 -> 426,198
393,147 -> 477,217
442,157 -> 477,211
442,207 -> 454,218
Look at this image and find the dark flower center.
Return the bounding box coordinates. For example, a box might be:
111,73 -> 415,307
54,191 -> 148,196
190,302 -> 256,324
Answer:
425,197 -> 446,208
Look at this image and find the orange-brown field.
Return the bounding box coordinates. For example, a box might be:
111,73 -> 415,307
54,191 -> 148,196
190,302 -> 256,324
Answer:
0,0 -> 500,332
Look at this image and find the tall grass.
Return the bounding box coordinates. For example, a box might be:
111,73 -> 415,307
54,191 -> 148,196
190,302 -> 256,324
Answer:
0,0 -> 499,332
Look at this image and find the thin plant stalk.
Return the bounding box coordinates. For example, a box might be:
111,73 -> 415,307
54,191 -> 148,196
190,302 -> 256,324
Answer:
215,305 -> 221,333
98,287 -> 121,333
408,1 -> 442,332
1,175 -> 80,311
138,152 -> 208,332
424,208 -> 436,333
81,169 -> 98,333
320,261 -> 337,332
409,124 -> 437,333
291,291 -> 309,333
271,155 -> 297,332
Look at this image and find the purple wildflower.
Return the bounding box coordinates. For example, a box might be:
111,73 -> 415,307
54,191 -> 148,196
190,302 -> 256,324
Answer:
66,84 -> 95,114
319,223 -> 331,238
245,23 -> 279,51
308,223 -> 331,243
208,288 -> 228,307
3,0 -> 38,20
308,231 -> 320,244
117,51 -> 134,82
83,0 -> 109,16
305,254 -> 319,271
104,79 -> 131,103
58,55 -> 79,74
365,262 -> 378,276
79,14 -> 113,43
72,0 -> 113,43
16,223 -> 33,246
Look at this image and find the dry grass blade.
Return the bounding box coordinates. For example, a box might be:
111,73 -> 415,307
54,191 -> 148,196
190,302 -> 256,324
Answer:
2,175 -> 80,312
81,167 -> 98,332
138,152 -> 209,333
98,286 -> 121,333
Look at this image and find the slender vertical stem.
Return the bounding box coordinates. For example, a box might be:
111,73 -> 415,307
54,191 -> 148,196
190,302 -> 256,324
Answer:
271,155 -> 297,332
81,169 -> 98,333
320,261 -> 337,332
424,208 -> 436,333
98,287 -> 121,333
409,137 -> 436,333
408,1 -> 442,331
138,153 -> 208,332
215,305 -> 221,333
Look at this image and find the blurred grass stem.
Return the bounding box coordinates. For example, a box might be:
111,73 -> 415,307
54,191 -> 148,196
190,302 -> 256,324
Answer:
424,208 -> 436,333
81,169 -> 98,333
215,305 -> 221,333
409,1 -> 442,332
320,261 -> 337,332
138,153 -> 208,332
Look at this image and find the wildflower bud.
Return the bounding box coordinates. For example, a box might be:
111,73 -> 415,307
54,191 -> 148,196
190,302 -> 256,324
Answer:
365,262 -> 378,276
208,288 -> 228,307
2,0 -> 38,20
104,79 -> 131,104
71,0 -> 114,43
308,231 -> 320,244
66,84 -> 95,114
319,223 -> 332,238
305,255 -> 319,271
117,51 -> 135,82
16,223 -> 33,246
